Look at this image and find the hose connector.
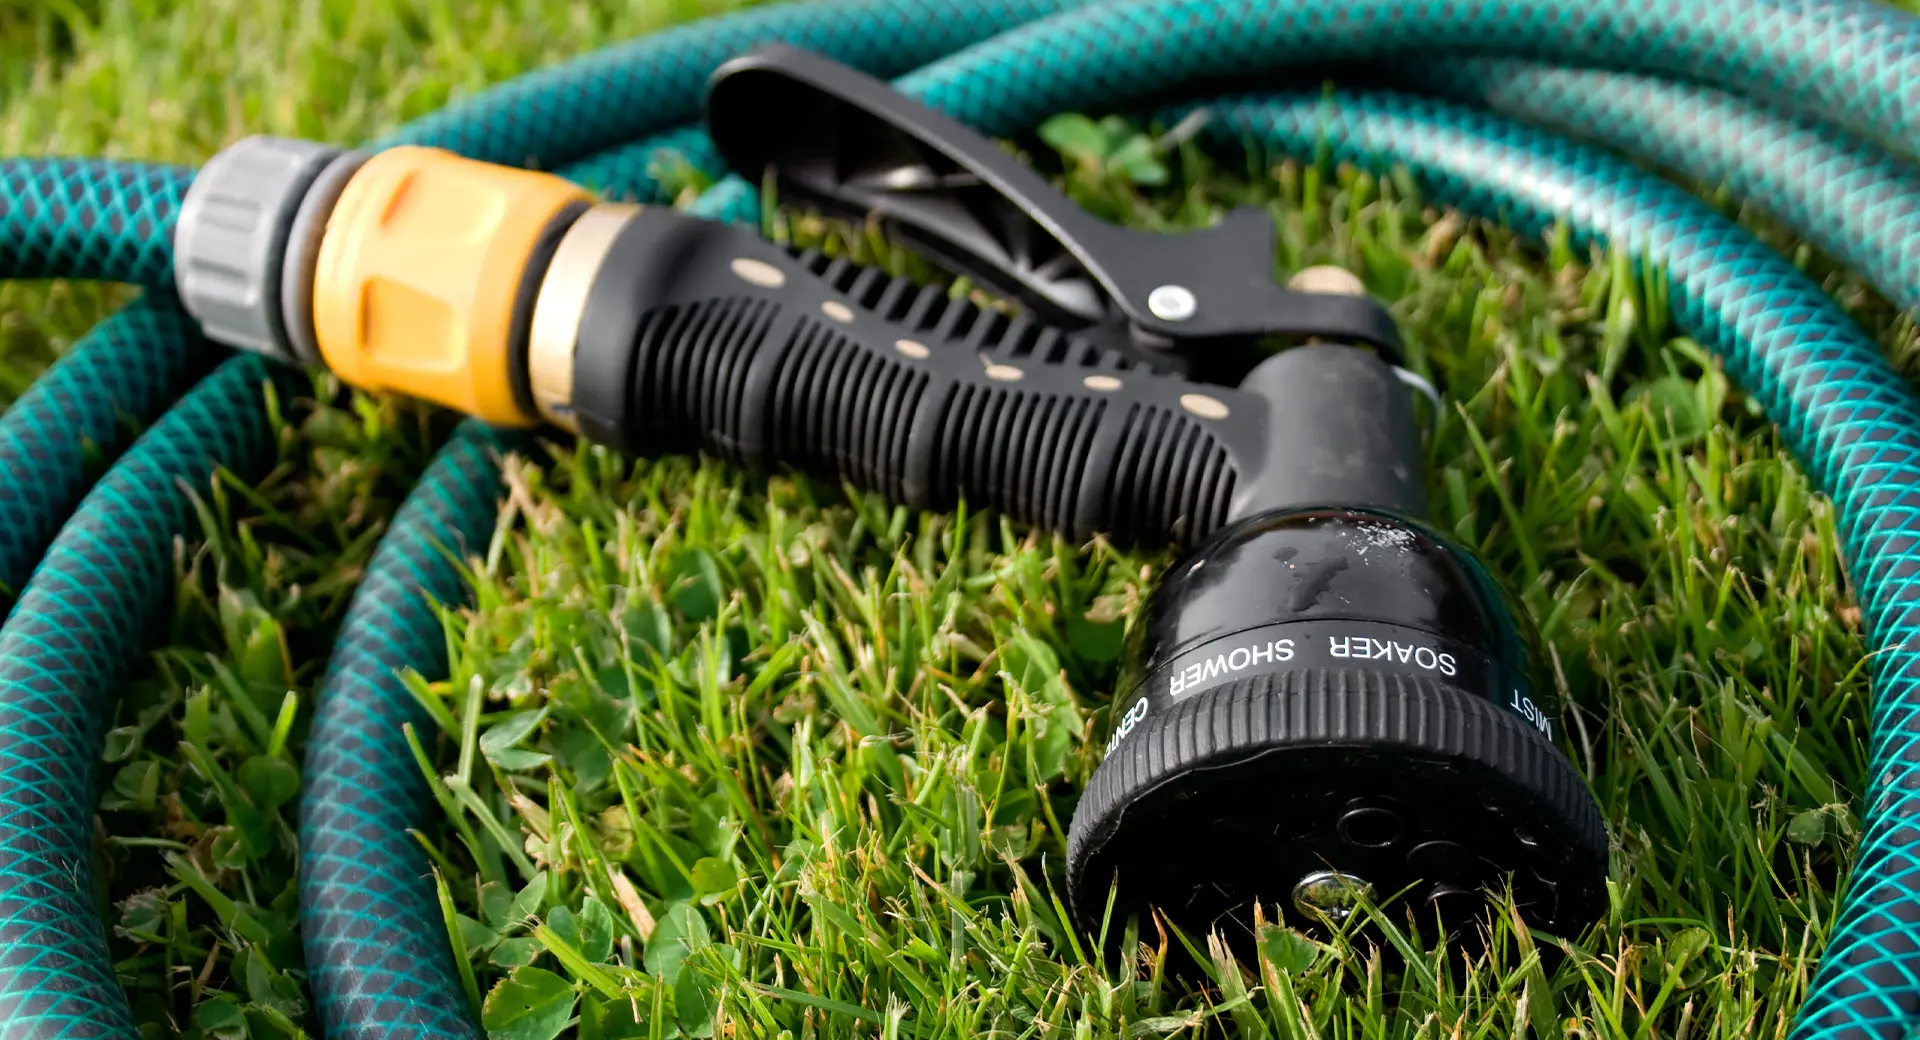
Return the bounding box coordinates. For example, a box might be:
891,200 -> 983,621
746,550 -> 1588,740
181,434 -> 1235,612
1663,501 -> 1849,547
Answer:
310,146 -> 592,426
173,135 -> 345,363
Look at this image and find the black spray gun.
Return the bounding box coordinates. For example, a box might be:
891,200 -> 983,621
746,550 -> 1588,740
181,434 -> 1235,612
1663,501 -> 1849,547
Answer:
171,45 -> 1608,947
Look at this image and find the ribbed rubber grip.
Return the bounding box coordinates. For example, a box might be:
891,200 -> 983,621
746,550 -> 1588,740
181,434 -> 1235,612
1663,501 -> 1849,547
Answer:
567,208 -> 1261,545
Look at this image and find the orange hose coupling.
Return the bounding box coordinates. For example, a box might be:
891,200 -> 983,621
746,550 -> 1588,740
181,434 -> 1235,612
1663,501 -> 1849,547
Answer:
311,145 -> 592,426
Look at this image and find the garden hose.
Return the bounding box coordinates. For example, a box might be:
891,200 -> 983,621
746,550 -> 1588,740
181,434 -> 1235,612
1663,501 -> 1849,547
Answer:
0,298 -> 219,601
0,1 -> 1918,1038
1387,58 -> 1920,316
0,354 -> 297,1031
297,420 -> 527,1036
0,159 -> 206,601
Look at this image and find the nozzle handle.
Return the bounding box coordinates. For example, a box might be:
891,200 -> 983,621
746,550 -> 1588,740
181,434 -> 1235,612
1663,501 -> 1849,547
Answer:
546,206 -> 1268,545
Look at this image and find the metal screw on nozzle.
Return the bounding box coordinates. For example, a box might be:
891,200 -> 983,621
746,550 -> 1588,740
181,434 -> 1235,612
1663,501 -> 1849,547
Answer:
1148,284 -> 1198,321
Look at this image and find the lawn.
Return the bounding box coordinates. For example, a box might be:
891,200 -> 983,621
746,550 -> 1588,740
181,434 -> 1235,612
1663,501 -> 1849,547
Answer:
5,0 -> 1916,1037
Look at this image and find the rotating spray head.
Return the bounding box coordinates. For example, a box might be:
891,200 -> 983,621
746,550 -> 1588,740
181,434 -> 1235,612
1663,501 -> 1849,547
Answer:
1063,503 -> 1609,946
1063,288 -> 1608,947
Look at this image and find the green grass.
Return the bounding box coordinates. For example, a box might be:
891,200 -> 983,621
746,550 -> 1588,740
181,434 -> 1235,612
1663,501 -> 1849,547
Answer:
5,0 -> 1920,1037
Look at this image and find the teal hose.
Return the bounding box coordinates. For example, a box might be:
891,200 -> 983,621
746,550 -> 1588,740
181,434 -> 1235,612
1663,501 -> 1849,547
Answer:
887,0 -> 1920,145
0,354 -> 292,1034
0,158 -> 191,286
0,160 -> 211,606
2,0 -> 1920,1037
380,0 -> 1088,165
1391,58 -> 1920,314
0,298 -> 219,604
297,421 -> 524,1038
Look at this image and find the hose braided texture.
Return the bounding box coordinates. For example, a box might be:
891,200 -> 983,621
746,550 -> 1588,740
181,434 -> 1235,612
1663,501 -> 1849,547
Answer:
891,0 -> 1920,145
0,298 -> 220,605
379,0 -> 1084,167
0,159 -> 192,287
1,0 -> 1919,1037
1392,58 -> 1920,314
297,421 -> 520,1040
0,354 -> 285,1036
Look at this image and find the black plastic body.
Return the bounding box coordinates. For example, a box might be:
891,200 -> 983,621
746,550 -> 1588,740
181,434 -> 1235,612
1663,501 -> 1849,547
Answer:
1065,508 -> 1608,943
565,203 -> 1608,949
1234,344 -> 1427,519
705,44 -> 1404,381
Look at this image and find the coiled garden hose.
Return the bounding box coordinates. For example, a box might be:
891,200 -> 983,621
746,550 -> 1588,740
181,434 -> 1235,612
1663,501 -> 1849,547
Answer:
0,159 -> 205,601
0,354 -> 296,1031
0,1 -> 1918,1038
297,421 -> 526,1036
1387,58 -> 1920,316
0,298 -> 219,600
